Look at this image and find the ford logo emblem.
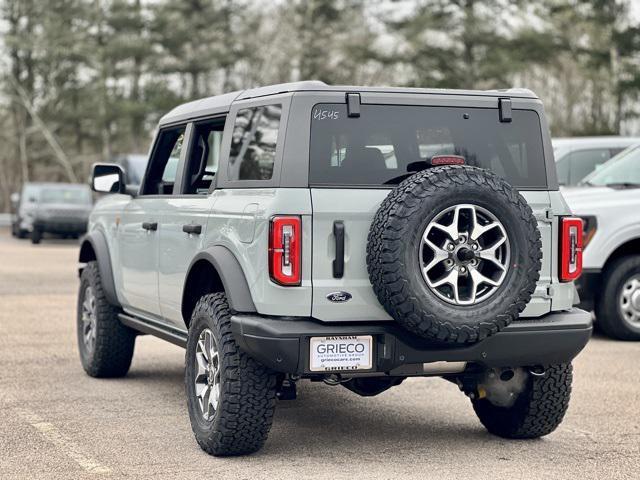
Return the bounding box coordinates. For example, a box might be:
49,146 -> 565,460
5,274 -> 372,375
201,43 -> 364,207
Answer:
326,291 -> 352,303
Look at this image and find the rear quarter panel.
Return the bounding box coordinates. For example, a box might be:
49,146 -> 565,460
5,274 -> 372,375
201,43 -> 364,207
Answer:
203,188 -> 313,317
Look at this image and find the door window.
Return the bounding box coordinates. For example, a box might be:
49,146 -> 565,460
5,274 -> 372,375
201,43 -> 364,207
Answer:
183,118 -> 226,194
141,126 -> 186,195
555,157 -> 570,185
227,104 -> 282,181
566,148 -> 610,184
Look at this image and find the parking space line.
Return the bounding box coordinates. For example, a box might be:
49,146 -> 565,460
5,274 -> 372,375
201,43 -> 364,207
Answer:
16,408 -> 111,475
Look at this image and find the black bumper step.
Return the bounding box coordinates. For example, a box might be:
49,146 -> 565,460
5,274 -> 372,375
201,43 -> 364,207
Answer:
230,309 -> 592,375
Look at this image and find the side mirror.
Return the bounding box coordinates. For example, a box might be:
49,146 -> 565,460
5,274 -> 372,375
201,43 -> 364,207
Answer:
10,192 -> 20,207
91,163 -> 126,194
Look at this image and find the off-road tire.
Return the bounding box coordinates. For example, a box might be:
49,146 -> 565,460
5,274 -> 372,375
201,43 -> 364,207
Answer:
77,261 -> 135,377
367,165 -> 542,344
31,228 -> 42,244
472,363 -> 572,439
185,293 -> 278,456
595,255 -> 640,340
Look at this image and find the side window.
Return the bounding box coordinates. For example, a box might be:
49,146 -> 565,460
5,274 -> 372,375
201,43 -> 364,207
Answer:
228,104 -> 282,181
141,126 -> 185,195
555,157 -> 570,185
183,118 -> 226,195
567,149 -> 610,184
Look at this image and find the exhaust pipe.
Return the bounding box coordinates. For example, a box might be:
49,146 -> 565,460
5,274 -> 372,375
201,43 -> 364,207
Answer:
422,361 -> 467,375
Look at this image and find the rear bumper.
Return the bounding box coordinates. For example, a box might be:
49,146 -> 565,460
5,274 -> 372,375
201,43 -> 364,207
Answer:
231,309 -> 593,376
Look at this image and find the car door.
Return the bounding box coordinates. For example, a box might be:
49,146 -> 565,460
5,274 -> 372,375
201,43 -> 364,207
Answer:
158,117 -> 226,327
118,125 -> 186,317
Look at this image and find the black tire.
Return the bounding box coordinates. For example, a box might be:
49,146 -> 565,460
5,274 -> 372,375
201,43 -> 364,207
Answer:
472,363 -> 572,439
31,229 -> 42,244
17,229 -> 27,239
595,255 -> 640,340
77,261 -> 135,377
367,165 -> 542,344
185,293 -> 277,456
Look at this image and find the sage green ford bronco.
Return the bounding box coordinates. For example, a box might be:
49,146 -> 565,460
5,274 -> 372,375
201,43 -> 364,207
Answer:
77,81 -> 592,456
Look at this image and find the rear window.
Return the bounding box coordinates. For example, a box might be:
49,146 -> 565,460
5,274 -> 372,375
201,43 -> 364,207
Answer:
228,104 -> 282,181
309,104 -> 547,188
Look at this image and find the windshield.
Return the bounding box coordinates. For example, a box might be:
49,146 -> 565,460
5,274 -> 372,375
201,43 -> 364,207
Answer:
581,145 -> 640,186
40,186 -> 91,205
309,104 -> 547,188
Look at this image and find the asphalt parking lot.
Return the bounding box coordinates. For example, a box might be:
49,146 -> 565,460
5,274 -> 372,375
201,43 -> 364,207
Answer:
1,231 -> 639,479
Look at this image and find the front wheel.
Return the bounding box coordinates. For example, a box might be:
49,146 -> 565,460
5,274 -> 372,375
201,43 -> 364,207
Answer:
31,228 -> 42,244
185,293 -> 278,456
595,255 -> 640,340
472,363 -> 572,439
77,261 -> 136,377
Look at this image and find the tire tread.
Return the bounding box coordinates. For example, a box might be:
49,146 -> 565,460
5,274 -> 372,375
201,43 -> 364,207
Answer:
472,363 -> 572,439
186,293 -> 277,456
367,165 -> 542,344
78,261 -> 135,378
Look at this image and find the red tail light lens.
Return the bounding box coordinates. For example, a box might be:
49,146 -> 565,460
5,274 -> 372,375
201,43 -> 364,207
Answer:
269,216 -> 301,286
430,155 -> 466,166
560,217 -> 583,282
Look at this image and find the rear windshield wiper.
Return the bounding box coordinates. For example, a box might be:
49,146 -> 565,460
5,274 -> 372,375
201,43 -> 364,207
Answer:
604,182 -> 640,189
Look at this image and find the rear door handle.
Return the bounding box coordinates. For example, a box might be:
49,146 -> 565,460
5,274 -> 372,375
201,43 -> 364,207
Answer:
142,221 -> 158,231
332,221 -> 345,278
182,224 -> 202,235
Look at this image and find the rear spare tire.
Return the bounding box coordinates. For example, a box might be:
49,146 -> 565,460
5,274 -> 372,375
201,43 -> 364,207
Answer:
367,165 -> 541,344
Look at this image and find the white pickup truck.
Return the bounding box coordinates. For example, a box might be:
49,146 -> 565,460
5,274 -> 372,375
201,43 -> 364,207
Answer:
563,143 -> 640,340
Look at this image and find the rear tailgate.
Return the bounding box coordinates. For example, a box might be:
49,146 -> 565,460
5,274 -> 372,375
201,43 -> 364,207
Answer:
311,189 -> 553,322
309,101 -> 555,322
311,189 -> 392,321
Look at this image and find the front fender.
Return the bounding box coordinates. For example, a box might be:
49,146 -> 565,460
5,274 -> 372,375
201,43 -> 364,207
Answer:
79,230 -> 119,307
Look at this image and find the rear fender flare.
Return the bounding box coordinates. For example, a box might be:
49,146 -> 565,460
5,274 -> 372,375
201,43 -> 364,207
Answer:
186,246 -> 256,313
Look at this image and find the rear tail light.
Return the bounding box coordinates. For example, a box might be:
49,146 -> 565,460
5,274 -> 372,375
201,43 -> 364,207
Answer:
560,217 -> 583,282
430,155 -> 466,166
269,216 -> 301,286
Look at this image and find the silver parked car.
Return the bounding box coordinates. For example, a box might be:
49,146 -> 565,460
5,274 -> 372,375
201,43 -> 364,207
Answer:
13,182 -> 93,244
77,81 -> 591,456
553,136 -> 640,185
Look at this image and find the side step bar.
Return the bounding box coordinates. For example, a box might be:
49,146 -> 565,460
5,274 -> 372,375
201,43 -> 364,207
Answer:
118,313 -> 188,348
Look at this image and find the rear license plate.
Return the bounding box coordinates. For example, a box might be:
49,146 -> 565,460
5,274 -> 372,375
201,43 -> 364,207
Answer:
309,335 -> 373,372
